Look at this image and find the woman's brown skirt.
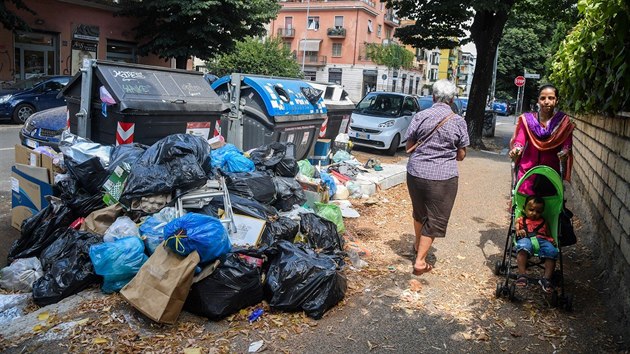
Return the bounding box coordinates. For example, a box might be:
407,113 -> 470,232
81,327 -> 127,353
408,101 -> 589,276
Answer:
406,173 -> 458,238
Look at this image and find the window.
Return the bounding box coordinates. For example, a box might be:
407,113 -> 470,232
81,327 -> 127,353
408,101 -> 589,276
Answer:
367,20 -> 373,33
307,16 -> 320,30
430,52 -> 440,65
332,43 -> 342,57
329,70 -> 342,85
106,40 -> 137,63
385,28 -> 391,38
377,24 -> 382,37
403,97 -> 417,112
429,68 -> 438,81
334,16 -> 343,28
283,42 -> 291,50
303,70 -> 317,81
285,16 -> 293,29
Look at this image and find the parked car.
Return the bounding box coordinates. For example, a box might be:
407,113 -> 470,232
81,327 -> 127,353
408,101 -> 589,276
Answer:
0,75 -> 71,123
19,106 -> 68,151
414,95 -> 465,115
492,100 -> 510,116
349,92 -> 419,155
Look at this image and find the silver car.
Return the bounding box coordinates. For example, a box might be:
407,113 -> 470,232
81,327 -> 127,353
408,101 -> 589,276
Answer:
348,92 -> 419,155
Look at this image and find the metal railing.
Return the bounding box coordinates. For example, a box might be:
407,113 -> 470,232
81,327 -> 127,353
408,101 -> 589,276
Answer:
277,28 -> 296,37
327,27 -> 346,37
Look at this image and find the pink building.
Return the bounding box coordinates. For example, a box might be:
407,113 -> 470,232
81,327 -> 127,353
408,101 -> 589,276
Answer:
0,0 -> 175,83
269,0 -> 424,102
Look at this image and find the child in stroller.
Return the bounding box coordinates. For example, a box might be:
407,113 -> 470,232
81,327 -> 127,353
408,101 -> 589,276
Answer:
515,195 -> 558,293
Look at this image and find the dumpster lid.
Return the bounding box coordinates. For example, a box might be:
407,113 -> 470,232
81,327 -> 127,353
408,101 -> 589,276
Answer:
63,60 -> 229,113
213,75 -> 327,116
308,82 -> 355,109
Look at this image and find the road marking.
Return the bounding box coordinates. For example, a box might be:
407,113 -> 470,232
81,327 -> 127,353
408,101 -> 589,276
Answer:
0,147 -> 15,151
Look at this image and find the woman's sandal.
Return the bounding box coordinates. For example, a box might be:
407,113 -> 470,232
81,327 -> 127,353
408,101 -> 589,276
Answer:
516,274 -> 528,288
412,263 -> 433,276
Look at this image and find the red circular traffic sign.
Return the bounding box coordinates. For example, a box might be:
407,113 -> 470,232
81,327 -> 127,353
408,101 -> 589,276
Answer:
514,76 -> 526,87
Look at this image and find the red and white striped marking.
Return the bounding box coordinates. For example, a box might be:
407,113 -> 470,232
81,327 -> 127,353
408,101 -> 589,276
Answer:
66,109 -> 70,129
213,119 -> 222,137
319,117 -> 328,138
116,122 -> 135,145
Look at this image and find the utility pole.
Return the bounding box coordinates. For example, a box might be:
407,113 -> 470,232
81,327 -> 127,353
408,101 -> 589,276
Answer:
301,0 -> 311,72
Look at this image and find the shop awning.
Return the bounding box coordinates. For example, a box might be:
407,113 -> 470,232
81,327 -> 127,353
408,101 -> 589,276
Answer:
299,39 -> 322,52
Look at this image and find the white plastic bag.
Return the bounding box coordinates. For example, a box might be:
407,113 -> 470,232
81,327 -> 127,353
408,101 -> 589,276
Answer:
0,257 -> 43,292
103,216 -> 140,242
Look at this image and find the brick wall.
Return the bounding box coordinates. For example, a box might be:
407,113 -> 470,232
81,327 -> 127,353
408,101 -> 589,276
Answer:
571,112 -> 630,322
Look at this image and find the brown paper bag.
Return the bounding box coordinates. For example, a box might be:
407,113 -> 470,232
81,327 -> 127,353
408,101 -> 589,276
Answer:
80,203 -> 124,235
120,243 -> 200,324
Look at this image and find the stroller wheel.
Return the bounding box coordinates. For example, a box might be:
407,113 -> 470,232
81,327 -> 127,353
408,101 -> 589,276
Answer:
494,261 -> 504,276
495,282 -> 503,298
508,282 -> 516,301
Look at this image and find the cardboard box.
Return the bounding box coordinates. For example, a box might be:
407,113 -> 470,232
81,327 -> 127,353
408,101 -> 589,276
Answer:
14,144 -> 40,167
11,164 -> 54,230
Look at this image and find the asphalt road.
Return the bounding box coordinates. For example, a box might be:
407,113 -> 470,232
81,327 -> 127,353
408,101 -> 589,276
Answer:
0,123 -> 25,265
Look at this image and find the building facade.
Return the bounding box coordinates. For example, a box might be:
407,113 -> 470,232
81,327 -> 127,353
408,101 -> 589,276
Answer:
458,51 -> 475,96
0,0 -> 174,84
269,0 -> 424,102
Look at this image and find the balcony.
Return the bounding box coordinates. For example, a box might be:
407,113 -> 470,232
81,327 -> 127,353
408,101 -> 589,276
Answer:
384,12 -> 400,26
295,53 -> 327,66
277,28 -> 295,38
327,27 -> 346,38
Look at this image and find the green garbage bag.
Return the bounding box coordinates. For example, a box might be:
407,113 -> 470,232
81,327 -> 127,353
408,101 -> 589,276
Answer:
298,160 -> 315,178
314,202 -> 345,234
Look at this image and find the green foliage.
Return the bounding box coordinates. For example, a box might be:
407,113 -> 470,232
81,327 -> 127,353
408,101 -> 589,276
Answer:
365,42 -> 414,69
117,0 -> 280,67
0,0 -> 35,31
550,0 -> 630,114
207,37 -> 303,78
495,2 -> 578,104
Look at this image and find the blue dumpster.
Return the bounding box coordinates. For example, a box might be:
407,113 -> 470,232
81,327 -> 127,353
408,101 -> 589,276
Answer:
212,75 -> 327,161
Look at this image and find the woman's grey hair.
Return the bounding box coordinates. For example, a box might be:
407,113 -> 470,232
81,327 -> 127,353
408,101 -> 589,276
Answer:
432,79 -> 457,103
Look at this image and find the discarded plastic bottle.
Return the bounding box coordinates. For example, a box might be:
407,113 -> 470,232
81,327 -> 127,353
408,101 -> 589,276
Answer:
248,308 -> 264,323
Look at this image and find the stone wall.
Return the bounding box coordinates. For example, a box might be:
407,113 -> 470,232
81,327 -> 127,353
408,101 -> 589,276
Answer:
571,112 -> 630,324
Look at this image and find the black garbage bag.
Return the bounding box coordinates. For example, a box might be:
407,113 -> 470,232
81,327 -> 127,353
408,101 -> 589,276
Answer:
224,171 -> 276,204
273,177 -> 306,212
108,143 -> 147,172
249,142 -> 299,177
260,217 -> 299,246
32,228 -> 102,306
202,193 -> 278,220
122,134 -> 210,200
265,240 -> 347,319
65,191 -> 107,218
184,253 -> 263,320
300,213 -> 344,253
65,156 -> 109,195
8,199 -> 74,263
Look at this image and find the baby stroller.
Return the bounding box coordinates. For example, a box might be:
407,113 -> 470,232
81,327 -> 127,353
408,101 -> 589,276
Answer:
494,164 -> 574,311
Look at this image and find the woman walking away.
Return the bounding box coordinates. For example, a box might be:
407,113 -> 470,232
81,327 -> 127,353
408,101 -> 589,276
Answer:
405,79 -> 470,276
509,84 -> 574,195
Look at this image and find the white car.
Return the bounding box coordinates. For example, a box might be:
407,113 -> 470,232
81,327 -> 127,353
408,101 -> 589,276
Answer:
348,92 -> 419,155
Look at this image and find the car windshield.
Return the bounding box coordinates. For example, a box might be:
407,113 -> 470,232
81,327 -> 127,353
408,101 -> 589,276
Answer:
354,94 -> 404,117
8,76 -> 47,90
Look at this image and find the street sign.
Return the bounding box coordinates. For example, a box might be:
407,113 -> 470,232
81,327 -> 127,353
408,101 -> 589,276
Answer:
524,73 -> 540,79
514,76 -> 526,87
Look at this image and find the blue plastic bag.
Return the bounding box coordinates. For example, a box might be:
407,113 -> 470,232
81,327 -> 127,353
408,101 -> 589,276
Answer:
320,172 -> 337,198
210,144 -> 241,169
224,151 -> 255,173
164,213 -> 231,264
89,237 -> 148,293
139,207 -> 177,255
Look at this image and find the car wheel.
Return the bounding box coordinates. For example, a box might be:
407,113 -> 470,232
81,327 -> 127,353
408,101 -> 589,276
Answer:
13,104 -> 35,124
386,134 -> 400,156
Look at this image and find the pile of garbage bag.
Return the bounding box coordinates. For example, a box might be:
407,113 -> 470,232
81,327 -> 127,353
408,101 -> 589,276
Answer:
2,132 -> 375,323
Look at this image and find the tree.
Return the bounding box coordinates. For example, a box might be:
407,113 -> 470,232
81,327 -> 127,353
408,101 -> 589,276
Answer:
365,42 -> 414,69
207,37 -> 303,78
0,0 -> 35,31
550,0 -> 629,115
495,3 -> 578,108
385,0 -> 575,147
117,0 -> 280,69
